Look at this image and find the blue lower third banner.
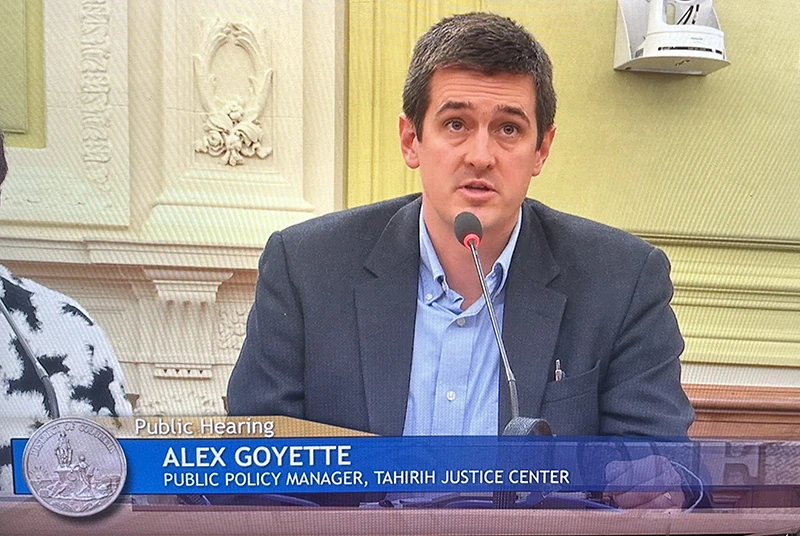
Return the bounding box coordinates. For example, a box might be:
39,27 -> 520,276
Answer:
12,436 -> 718,495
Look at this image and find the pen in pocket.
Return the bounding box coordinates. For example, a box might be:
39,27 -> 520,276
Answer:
554,359 -> 565,382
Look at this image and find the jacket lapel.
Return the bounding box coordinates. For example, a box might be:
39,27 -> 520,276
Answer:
355,199 -> 421,436
353,198 -> 566,435
500,201 -> 567,428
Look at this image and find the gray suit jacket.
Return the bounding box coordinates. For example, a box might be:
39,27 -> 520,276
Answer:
227,195 -> 694,437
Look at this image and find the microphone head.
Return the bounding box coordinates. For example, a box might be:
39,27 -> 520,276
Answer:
454,212 -> 483,248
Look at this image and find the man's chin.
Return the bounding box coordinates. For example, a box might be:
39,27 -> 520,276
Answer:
467,210 -> 521,242
459,207 -> 497,227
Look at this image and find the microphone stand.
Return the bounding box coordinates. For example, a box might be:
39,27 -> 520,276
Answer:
465,239 -> 519,420
465,238 -> 553,508
0,296 -> 60,418
455,212 -> 553,508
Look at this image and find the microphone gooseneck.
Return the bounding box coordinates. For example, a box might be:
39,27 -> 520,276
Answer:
0,296 -> 61,418
454,212 -> 555,510
453,211 -> 519,421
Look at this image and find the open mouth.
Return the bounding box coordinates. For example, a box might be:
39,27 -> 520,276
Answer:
461,181 -> 494,193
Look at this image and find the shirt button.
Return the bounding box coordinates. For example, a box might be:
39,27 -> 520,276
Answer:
456,318 -> 465,327
425,293 -> 433,301
446,391 -> 456,401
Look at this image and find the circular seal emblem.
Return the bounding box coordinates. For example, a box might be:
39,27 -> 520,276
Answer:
22,417 -> 127,517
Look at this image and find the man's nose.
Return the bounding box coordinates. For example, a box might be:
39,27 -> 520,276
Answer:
465,129 -> 495,169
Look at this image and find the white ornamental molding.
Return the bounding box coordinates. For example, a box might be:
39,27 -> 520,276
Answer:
0,0 -> 129,226
143,269 -> 234,304
80,0 -> 112,191
193,21 -> 273,167
218,305 -> 249,350
134,391 -> 222,416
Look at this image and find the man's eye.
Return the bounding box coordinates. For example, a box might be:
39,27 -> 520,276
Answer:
501,124 -> 519,136
446,119 -> 464,131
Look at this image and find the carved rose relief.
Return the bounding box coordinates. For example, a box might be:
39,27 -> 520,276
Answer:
195,97 -> 272,166
193,21 -> 273,167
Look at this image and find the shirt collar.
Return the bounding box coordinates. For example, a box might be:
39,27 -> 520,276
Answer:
418,207 -> 522,305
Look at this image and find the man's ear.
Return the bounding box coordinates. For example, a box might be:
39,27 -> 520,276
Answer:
399,114 -> 420,169
531,124 -> 556,177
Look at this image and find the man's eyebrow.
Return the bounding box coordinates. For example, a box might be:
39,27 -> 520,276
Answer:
433,101 -> 531,126
434,101 -> 473,115
495,105 -> 531,126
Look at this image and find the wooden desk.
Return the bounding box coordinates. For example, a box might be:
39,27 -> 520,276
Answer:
1,498 -> 799,536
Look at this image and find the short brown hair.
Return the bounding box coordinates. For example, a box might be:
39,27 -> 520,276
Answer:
402,12 -> 556,148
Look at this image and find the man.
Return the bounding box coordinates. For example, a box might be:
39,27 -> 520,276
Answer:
0,131 -> 132,492
228,13 -> 695,508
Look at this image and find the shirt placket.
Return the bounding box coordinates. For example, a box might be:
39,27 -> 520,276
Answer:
430,279 -> 481,435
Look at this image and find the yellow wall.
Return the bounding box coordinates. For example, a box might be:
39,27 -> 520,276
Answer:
1,0 -> 45,148
347,1 -> 800,369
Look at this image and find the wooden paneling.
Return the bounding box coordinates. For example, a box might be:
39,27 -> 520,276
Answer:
685,384 -> 800,440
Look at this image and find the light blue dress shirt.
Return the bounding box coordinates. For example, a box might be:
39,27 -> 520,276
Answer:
402,208 -> 522,436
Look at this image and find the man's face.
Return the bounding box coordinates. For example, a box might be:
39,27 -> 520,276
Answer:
400,67 -> 555,242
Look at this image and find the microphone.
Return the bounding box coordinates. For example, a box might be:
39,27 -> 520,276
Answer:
454,212 -> 552,437
454,211 -> 483,249
454,212 -> 552,508
453,211 -> 521,422
0,296 -> 61,418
